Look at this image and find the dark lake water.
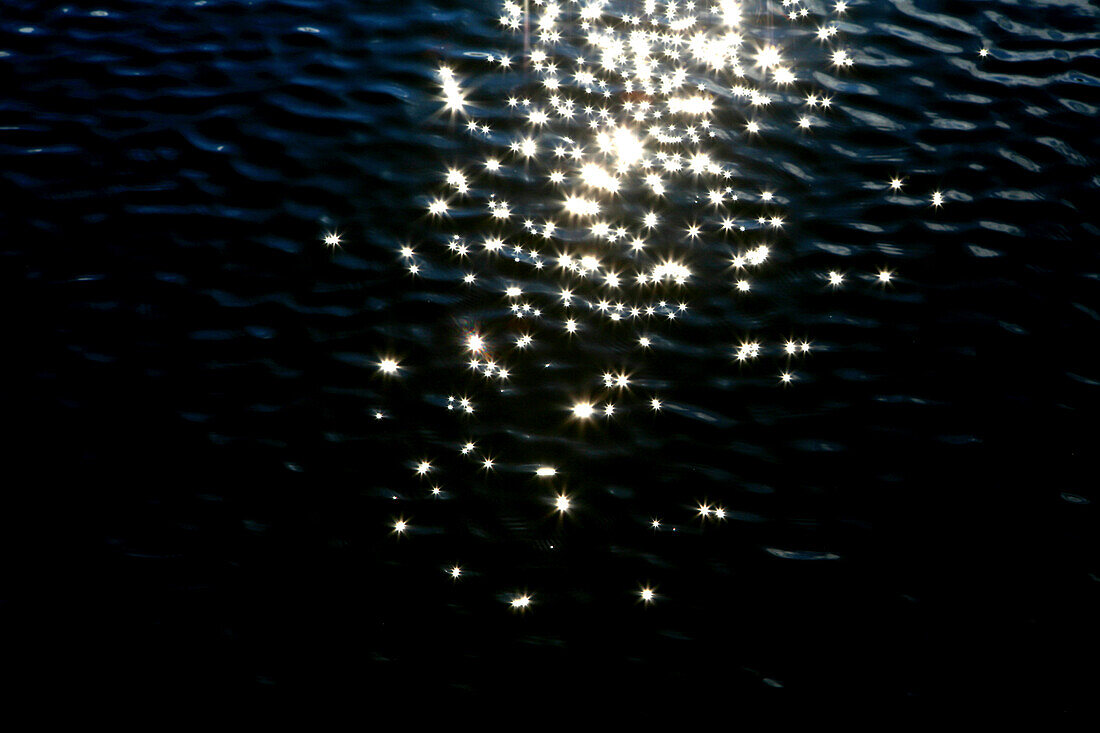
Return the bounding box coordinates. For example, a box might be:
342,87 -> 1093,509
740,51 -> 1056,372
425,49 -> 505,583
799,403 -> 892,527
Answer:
3,0 -> 1098,708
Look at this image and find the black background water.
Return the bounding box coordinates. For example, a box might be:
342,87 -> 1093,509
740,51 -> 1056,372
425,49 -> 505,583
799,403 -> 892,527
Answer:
2,0 -> 1098,709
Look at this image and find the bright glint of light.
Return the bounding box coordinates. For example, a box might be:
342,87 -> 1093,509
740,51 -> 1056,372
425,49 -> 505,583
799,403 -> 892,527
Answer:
571,401 -> 596,419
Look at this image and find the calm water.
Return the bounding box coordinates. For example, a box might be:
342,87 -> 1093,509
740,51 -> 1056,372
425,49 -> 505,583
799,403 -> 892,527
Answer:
3,0 -> 1098,707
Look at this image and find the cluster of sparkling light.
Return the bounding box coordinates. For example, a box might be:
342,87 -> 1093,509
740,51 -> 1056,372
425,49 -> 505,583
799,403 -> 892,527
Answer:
371,1 -> 907,611
696,501 -> 728,520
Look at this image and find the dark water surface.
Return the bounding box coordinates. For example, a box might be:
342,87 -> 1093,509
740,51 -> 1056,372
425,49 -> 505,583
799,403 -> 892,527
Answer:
3,0 -> 1098,708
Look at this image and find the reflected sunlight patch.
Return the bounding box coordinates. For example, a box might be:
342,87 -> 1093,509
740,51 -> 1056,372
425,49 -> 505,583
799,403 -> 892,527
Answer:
367,0 -> 898,611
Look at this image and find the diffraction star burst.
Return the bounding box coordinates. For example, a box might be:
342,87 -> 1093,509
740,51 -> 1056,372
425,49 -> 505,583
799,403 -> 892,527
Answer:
373,0 -> 892,611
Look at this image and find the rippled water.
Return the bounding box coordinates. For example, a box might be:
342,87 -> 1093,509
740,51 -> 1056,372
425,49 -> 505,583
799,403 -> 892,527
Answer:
4,0 -> 1098,706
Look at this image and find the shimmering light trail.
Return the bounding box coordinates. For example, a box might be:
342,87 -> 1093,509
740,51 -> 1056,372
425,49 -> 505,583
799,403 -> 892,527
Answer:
361,0 -> 910,612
